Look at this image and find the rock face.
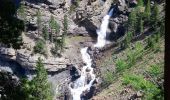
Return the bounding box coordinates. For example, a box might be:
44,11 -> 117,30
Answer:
1,0 -> 131,76
0,47 -> 70,72
23,0 -> 129,36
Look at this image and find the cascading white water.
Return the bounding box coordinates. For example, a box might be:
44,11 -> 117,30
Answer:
69,8 -> 114,100
94,8 -> 114,48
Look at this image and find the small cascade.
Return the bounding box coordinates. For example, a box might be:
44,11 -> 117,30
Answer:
94,8 -> 114,48
69,8 -> 114,100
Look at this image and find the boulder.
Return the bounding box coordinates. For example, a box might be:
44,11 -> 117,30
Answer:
0,47 -> 16,60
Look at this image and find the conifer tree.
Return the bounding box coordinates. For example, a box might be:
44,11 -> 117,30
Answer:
61,15 -> 68,52
128,10 -> 137,36
151,2 -> 159,33
18,4 -> 26,31
42,25 -> 49,41
49,15 -> 60,43
139,18 -> 144,34
145,0 -> 151,20
22,57 -> 53,100
137,0 -> 144,7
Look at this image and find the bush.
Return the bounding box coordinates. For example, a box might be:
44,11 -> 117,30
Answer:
21,57 -> 53,100
144,0 -> 151,21
116,59 -> 127,72
148,64 -> 162,76
34,39 -> 46,55
122,73 -> 163,100
102,71 -> 115,87
42,25 -> 49,41
128,10 -> 137,36
137,0 -> 144,7
146,34 -> 160,51
127,42 -> 144,66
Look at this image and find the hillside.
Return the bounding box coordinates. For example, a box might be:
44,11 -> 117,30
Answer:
0,0 -> 165,100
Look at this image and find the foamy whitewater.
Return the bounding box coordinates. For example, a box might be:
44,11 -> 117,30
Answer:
69,8 -> 114,100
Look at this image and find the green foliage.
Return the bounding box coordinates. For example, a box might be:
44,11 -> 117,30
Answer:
18,4 -> 26,19
42,25 -> 49,41
116,59 -> 128,72
145,0 -> 151,20
49,15 -> 60,34
34,39 -> 46,55
102,71 -> 115,87
0,0 -> 24,49
151,2 -> 159,33
128,10 -> 137,36
148,64 -> 162,76
49,15 -> 60,43
21,57 -> 53,100
0,71 -> 25,100
146,33 -> 160,51
139,18 -> 144,34
60,15 -> 68,52
137,0 -> 144,7
127,42 -> 144,66
122,73 -> 163,100
123,31 -> 133,48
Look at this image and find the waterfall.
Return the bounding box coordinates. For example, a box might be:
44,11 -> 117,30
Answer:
94,8 -> 114,48
69,8 -> 114,100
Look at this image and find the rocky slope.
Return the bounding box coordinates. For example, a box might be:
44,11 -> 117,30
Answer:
0,0 -> 133,72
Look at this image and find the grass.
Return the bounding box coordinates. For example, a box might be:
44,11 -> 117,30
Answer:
102,71 -> 115,88
122,73 -> 163,100
97,34 -> 164,100
115,59 -> 127,72
148,64 -> 163,76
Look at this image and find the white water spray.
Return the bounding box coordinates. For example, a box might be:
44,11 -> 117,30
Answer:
94,8 -> 114,48
69,8 -> 114,100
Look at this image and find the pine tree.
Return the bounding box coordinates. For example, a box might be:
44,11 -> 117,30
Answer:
61,15 -> 68,52
36,9 -> 42,36
128,10 -> 137,36
137,0 -> 144,7
18,4 -> 26,31
145,0 -> 151,20
42,25 -> 49,41
34,39 -> 46,55
49,15 -> 60,43
139,18 -> 144,34
22,57 -> 53,100
151,2 -> 159,33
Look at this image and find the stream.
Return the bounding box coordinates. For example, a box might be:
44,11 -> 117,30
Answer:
69,7 -> 114,100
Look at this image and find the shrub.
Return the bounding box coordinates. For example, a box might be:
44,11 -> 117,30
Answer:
128,10 -> 137,36
145,0 -> 151,21
148,64 -> 162,76
49,15 -> 60,43
151,2 -> 159,33
116,59 -> 127,72
137,0 -> 144,7
34,39 -> 46,55
102,71 -> 115,87
42,25 -> 49,41
146,34 -> 160,51
21,57 -> 53,100
122,73 -> 163,100
127,42 -> 144,66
